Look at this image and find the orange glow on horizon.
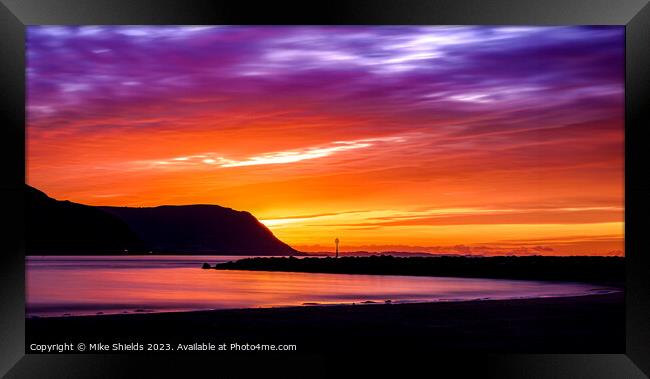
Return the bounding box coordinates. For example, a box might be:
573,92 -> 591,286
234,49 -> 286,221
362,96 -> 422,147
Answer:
27,115 -> 624,256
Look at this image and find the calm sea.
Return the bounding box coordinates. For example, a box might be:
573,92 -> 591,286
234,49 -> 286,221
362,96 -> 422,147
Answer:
26,255 -> 616,317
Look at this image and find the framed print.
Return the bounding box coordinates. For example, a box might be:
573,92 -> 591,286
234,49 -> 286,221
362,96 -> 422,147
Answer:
1,0 -> 649,377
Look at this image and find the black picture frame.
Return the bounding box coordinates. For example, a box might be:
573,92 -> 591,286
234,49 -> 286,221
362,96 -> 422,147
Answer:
1,1 -> 648,377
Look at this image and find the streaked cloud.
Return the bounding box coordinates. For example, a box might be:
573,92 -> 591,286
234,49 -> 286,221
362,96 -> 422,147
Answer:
137,136 -> 406,169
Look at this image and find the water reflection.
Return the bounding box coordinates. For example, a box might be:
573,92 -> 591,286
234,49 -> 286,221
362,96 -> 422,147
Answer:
26,256 -> 613,317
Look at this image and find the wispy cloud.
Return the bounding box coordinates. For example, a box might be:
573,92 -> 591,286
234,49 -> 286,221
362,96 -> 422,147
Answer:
262,206 -> 624,229
137,136 -> 406,169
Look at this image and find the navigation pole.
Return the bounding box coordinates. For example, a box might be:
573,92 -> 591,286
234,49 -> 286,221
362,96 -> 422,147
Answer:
335,238 -> 339,258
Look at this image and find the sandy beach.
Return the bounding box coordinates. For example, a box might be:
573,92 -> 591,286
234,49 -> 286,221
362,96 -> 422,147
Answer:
26,292 -> 624,354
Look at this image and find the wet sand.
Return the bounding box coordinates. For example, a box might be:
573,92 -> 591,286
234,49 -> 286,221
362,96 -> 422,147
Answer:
26,292 -> 624,353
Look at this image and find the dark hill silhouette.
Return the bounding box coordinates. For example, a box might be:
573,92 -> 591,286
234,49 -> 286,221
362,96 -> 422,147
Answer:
26,185 -> 299,256
26,185 -> 145,254
100,205 -> 298,255
214,255 -> 625,284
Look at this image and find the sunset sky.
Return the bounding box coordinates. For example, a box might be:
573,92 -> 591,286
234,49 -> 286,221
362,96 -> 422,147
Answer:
26,26 -> 624,256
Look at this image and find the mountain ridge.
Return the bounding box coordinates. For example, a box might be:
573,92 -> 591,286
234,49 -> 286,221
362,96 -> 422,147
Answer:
25,185 -> 299,256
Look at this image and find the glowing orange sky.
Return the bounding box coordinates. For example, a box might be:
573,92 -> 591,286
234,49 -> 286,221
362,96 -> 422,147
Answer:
26,26 -> 624,256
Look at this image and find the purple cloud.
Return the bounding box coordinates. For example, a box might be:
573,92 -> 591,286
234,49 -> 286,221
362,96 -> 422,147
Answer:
27,26 -> 623,135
